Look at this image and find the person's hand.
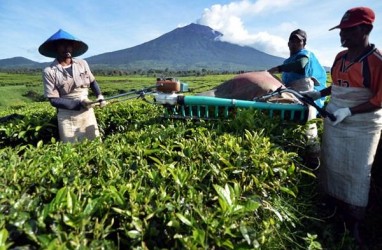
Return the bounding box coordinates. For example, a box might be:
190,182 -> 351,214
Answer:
330,108 -> 351,126
301,90 -> 321,100
97,95 -> 107,108
267,67 -> 279,74
81,98 -> 96,109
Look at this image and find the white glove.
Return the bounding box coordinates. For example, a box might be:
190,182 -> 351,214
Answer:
331,108 -> 351,126
301,90 -> 321,100
97,95 -> 107,108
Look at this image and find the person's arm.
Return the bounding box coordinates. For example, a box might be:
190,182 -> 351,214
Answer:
82,59 -> 106,106
90,80 -> 107,107
268,65 -> 282,74
350,101 -> 381,115
90,80 -> 102,97
330,100 -> 380,126
268,56 -> 308,74
279,56 -> 308,73
302,86 -> 331,100
49,98 -> 82,110
43,67 -> 60,99
319,86 -> 332,97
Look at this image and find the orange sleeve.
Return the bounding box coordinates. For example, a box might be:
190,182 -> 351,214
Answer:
368,51 -> 382,107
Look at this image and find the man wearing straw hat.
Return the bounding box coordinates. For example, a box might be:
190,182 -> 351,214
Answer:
39,29 -> 107,143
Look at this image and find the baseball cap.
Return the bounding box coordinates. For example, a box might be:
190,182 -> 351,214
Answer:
329,7 -> 375,31
289,29 -> 307,42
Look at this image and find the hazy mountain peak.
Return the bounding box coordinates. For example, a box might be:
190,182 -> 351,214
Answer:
0,56 -> 39,67
176,23 -> 223,41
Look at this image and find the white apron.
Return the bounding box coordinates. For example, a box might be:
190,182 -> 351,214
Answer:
57,88 -> 100,143
289,78 -> 318,146
320,85 -> 382,207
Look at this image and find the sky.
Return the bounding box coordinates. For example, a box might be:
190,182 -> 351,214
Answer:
0,0 -> 381,67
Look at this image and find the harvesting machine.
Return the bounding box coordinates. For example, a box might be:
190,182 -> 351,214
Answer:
96,77 -> 335,122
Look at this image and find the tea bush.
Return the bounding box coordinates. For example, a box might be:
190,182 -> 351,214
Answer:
0,99 -> 321,249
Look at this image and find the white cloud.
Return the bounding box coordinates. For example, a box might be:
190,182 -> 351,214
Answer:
196,0 -> 298,58
195,0 -> 382,67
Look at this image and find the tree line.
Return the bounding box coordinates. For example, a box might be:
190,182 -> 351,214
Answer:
0,67 -> 247,77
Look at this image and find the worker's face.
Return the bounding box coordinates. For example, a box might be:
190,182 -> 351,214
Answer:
339,25 -> 368,48
56,41 -> 73,59
288,36 -> 304,55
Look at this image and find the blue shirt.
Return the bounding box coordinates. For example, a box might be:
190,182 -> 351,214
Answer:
282,49 -> 327,107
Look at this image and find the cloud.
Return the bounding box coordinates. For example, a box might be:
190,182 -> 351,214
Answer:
196,0 -> 298,58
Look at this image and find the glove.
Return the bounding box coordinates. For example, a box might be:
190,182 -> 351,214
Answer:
80,98 -> 96,109
301,90 -> 321,100
97,95 -> 107,108
330,108 -> 351,126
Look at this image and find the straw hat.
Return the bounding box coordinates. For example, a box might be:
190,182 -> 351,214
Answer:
38,29 -> 88,58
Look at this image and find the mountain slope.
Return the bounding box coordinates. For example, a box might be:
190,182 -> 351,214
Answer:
0,57 -> 41,68
85,23 -> 284,71
0,23 -> 285,71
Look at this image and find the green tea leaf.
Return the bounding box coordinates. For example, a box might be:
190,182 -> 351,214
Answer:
176,213 -> 193,226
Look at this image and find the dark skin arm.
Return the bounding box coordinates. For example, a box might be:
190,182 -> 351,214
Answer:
319,86 -> 380,114
349,102 -> 380,114
319,86 -> 332,97
268,56 -> 308,74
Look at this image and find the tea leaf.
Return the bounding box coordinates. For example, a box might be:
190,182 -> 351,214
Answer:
176,213 -> 193,226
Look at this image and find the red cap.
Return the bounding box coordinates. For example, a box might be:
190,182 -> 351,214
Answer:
329,7 -> 375,31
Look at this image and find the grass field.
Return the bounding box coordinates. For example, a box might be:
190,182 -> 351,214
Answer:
0,85 -> 42,107
0,72 -> 43,110
0,72 -> 236,110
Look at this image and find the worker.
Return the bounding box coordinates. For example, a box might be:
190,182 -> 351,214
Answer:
39,29 -> 106,143
304,7 -> 382,245
268,29 -> 327,162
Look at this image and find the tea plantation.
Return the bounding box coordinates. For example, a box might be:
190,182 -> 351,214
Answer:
1,73 -> 381,249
